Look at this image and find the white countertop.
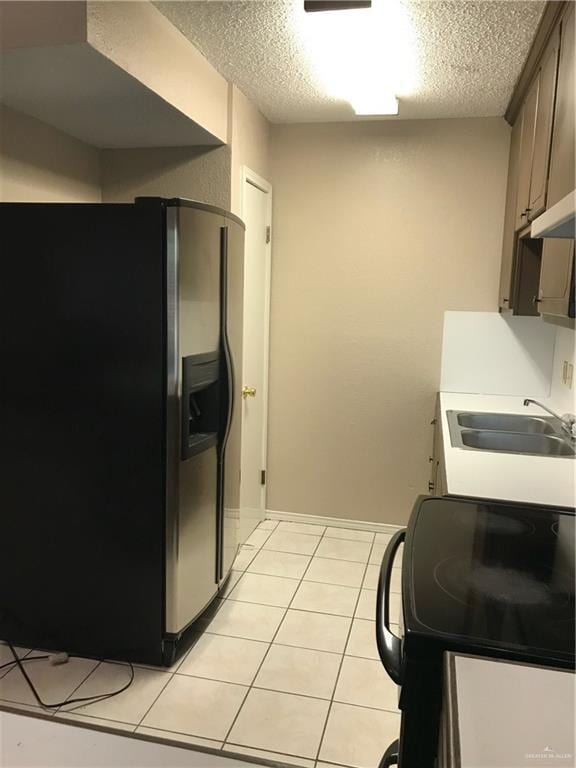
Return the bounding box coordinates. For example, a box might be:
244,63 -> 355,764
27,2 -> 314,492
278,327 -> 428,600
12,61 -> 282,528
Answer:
439,392 -> 575,508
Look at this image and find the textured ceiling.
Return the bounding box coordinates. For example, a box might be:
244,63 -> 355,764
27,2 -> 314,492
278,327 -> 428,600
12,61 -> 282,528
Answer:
155,0 -> 545,123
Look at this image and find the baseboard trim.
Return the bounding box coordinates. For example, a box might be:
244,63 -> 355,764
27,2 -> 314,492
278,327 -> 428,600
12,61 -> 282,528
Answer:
264,509 -> 403,535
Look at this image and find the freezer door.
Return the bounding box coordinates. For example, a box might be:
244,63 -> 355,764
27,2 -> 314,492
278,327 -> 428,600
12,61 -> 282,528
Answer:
218,220 -> 245,581
165,206 -> 223,635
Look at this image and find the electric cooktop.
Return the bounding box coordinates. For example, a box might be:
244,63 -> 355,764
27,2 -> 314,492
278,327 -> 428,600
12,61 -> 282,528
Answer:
404,497 -> 575,666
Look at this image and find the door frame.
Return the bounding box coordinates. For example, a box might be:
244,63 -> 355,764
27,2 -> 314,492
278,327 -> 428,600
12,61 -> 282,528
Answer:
240,165 -> 273,514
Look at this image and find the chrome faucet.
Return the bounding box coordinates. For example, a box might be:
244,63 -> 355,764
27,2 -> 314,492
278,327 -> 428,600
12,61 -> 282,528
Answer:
523,399 -> 576,439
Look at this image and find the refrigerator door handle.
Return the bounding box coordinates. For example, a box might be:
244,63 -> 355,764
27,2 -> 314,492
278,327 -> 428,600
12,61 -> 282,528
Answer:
376,528 -> 406,685
219,226 -> 234,454
216,225 -> 234,582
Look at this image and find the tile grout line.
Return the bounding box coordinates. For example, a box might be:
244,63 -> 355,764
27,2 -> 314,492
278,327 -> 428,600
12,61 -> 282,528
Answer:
220,526 -> 326,755
225,583 -> 398,606
227,570 -> 396,592
224,743 -> 315,768
135,722 -> 225,745
39,659 -> 104,718
134,668 -> 176,730
312,530 -> 379,764
262,548 -> 373,565
0,647 -> 35,682
246,523 -> 278,549
139,667 -> 401,716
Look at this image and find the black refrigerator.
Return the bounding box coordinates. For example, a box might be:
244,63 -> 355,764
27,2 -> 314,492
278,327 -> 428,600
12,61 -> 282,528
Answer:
0,197 -> 245,666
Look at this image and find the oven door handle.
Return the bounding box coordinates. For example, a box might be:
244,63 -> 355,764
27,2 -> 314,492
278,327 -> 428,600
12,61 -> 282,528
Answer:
376,528 -> 406,686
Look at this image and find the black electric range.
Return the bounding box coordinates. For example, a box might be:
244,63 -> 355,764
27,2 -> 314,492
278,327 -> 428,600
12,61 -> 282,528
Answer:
376,496 -> 575,768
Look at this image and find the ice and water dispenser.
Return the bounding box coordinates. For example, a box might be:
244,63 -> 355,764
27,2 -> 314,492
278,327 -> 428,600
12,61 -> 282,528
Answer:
181,352 -> 221,460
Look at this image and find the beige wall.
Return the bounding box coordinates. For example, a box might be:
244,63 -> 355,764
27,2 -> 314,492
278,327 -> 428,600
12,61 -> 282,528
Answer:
0,105 -> 101,202
229,85 -> 271,216
100,145 -> 231,208
268,118 -> 510,525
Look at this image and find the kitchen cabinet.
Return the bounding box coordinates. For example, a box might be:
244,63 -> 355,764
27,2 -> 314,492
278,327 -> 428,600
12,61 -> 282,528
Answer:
538,239 -> 575,317
537,4 -> 575,319
527,30 -> 560,219
514,84 -> 537,230
498,117 -> 522,309
499,4 -> 574,318
429,397 -> 446,497
511,232 -> 541,316
514,27 -> 559,229
546,3 -> 575,209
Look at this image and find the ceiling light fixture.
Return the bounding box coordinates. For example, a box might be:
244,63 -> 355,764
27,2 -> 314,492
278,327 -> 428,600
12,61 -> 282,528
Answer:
296,0 -> 417,117
304,1 -> 372,12
350,95 -> 399,116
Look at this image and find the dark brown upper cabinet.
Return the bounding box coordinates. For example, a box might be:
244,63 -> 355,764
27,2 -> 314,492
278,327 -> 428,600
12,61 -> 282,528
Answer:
514,83 -> 538,231
537,4 -> 575,319
546,3 -> 574,210
538,239 -> 574,317
498,117 -> 523,310
499,2 -> 574,319
514,28 -> 559,230
527,29 -> 560,219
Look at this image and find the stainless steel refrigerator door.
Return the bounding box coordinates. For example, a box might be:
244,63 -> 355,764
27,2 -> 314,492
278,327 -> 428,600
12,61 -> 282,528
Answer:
165,206 -> 223,635
218,220 -> 244,582
166,447 -> 219,634
178,208 -> 222,358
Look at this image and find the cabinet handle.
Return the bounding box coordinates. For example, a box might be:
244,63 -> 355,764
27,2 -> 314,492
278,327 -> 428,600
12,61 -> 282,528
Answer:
502,298 -> 509,303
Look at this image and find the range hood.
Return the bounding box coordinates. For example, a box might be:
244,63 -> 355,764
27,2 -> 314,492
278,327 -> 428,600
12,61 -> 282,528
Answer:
531,191 -> 576,238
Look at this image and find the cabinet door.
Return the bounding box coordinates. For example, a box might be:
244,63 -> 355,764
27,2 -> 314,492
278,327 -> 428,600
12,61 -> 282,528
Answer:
528,30 -> 559,219
429,398 -> 446,497
514,78 -> 538,230
547,3 -> 575,207
512,234 -> 542,316
539,239 -> 575,317
499,116 -> 523,309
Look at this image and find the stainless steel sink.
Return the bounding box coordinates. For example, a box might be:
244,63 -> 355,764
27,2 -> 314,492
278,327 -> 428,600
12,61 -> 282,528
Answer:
446,410 -> 575,458
456,412 -> 556,434
460,430 -> 576,457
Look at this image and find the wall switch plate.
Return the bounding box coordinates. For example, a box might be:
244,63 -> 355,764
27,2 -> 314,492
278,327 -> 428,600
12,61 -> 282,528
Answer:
562,361 -> 574,388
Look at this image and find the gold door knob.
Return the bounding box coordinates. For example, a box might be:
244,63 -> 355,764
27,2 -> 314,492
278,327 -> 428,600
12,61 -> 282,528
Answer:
242,386 -> 257,398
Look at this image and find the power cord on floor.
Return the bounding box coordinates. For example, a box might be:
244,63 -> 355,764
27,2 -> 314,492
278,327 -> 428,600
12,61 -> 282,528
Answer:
0,653 -> 50,674
5,642 -> 135,710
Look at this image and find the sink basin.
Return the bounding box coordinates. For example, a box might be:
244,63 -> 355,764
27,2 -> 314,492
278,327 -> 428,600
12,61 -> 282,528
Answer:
456,412 -> 556,434
460,430 -> 575,457
446,410 -> 575,457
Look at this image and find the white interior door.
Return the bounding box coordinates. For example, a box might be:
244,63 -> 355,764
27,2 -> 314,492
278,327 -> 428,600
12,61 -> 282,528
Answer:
239,168 -> 272,544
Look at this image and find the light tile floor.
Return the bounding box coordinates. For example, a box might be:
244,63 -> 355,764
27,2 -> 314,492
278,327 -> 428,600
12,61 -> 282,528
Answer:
0,519 -> 403,768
